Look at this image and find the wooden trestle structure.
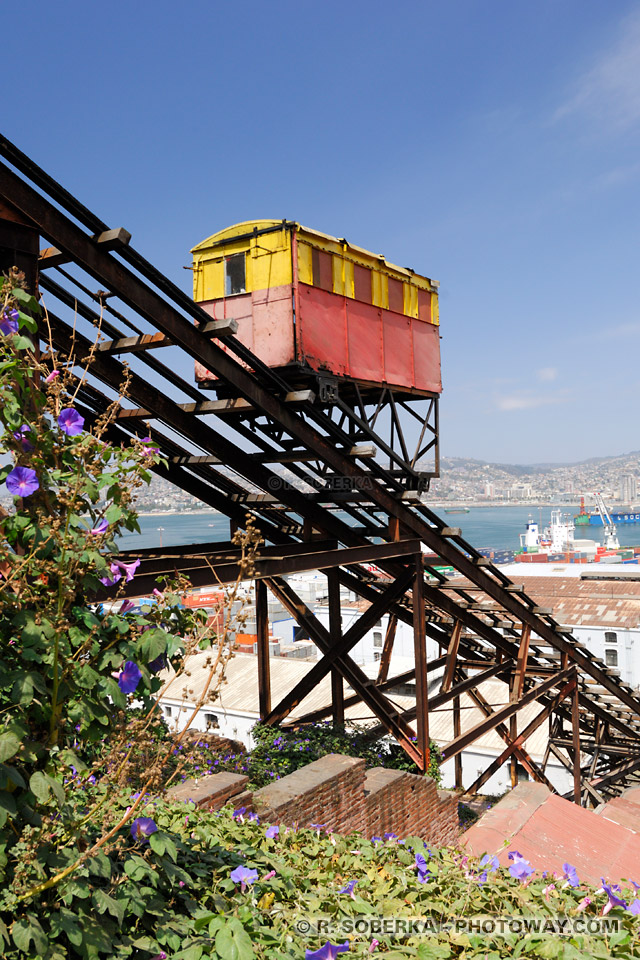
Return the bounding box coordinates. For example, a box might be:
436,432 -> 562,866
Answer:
2,133 -> 640,806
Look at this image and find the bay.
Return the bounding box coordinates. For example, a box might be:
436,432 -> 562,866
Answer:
116,504 -> 640,555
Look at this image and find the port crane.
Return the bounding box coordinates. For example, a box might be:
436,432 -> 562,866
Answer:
592,492 -> 620,551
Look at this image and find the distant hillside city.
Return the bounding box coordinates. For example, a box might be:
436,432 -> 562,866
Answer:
428,451 -> 640,506
3,450 -> 638,512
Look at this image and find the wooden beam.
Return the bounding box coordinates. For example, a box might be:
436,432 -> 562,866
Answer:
255,579 -> 270,720
413,553 -> 430,773
377,614 -> 397,684
328,569 -> 344,726
441,619 -> 463,694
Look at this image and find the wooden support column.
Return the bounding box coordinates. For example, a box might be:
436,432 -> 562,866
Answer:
441,619 -> 462,694
572,678 -> 581,804
255,579 -> 271,720
328,569 -> 344,726
510,624 -> 531,788
413,554 -> 430,774
453,691 -> 463,790
377,614 -> 397,683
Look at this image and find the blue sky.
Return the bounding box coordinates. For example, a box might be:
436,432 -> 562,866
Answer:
6,0 -> 640,464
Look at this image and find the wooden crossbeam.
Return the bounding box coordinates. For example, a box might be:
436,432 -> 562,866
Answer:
466,676 -> 576,797
441,619 -> 463,694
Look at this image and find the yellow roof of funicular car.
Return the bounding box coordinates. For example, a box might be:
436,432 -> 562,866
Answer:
191,219 -> 439,320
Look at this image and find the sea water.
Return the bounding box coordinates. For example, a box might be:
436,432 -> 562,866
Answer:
117,504 -> 640,554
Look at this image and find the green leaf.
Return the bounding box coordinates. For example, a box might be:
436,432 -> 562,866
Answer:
12,287 -> 42,314
13,335 -> 35,351
11,916 -> 48,955
0,732 -> 21,763
29,771 -> 64,805
215,918 -> 255,960
93,888 -> 125,924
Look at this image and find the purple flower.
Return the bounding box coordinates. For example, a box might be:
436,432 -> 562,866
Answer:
99,564 -> 121,587
119,599 -> 136,614
562,863 -> 580,888
89,517 -> 109,535
305,944 -> 350,960
149,654 -> 168,674
368,942 -> 379,954
248,812 -> 260,823
13,425 -> 34,452
414,852 -> 430,883
6,466 -> 39,498
140,436 -> 160,456
233,807 -> 247,820
112,558 -> 140,582
118,661 -> 142,694
384,832 -> 398,841
265,825 -> 279,839
628,899 -> 640,915
509,854 -> 534,882
371,836 -> 382,844
338,880 -> 357,899
601,879 -> 627,915
480,854 -> 499,872
0,308 -> 19,335
130,817 -> 157,842
58,408 -> 85,436
230,865 -> 259,891
508,850 -> 524,861
44,369 -> 59,383
477,870 -> 488,885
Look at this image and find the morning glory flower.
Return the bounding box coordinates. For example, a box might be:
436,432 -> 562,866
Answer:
371,836 -> 382,844
6,466 -> 39,497
265,825 -> 279,839
305,943 -> 350,960
338,880 -> 357,898
0,308 -> 19,335
58,408 -> 85,436
562,863 -> 580,887
480,854 -> 500,872
140,436 -> 160,456
368,942 -> 379,954
628,900 -> 640,915
233,807 -> 247,820
509,855 -> 534,882
149,654 -> 168,674
230,865 -> 259,891
118,661 -> 142,695
477,870 -> 488,885
576,896 -> 592,912
119,599 -> 136,614
99,563 -> 122,587
13,425 -> 34,452
383,832 -> 398,841
248,812 -> 260,823
130,817 -> 157,842
44,369 -> 59,383
112,558 -> 140,582
89,517 -> 109,535
601,880 -> 627,915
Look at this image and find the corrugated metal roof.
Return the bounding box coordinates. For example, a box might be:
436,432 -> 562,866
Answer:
159,654 -> 554,760
443,575 -> 640,628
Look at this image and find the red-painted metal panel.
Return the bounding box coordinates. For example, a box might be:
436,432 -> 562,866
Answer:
418,288 -> 432,323
382,310 -> 413,387
353,264 -> 372,303
411,316 -> 442,393
311,248 -> 333,292
346,298 -> 383,383
196,281 -> 441,396
297,283 -> 348,376
387,277 -> 404,314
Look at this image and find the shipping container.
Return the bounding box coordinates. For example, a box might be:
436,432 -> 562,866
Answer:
191,220 -> 441,398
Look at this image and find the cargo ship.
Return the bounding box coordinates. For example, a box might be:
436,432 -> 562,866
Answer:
514,506 -> 640,565
574,494 -> 640,525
